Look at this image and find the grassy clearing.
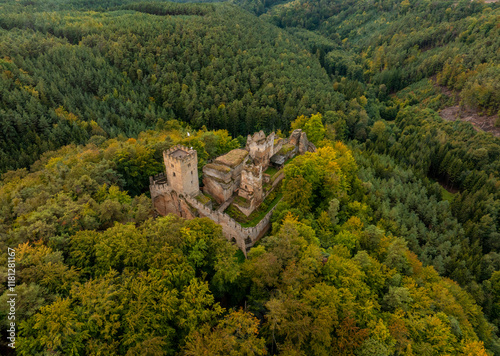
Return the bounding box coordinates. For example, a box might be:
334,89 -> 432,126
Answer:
234,195 -> 250,208
441,186 -> 455,203
264,166 -> 278,177
225,187 -> 282,227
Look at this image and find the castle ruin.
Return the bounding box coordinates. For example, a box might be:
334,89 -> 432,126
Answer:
150,129 -> 316,254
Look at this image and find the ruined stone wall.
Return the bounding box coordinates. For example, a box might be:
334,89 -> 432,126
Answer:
239,165 -> 263,202
236,165 -> 264,216
150,182 -> 197,219
246,131 -> 275,169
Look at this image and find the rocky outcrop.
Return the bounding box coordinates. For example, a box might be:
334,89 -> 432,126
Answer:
298,131 -> 309,154
152,189 -> 198,219
270,129 -> 316,165
214,149 -> 249,168
288,129 -> 302,146
288,129 -> 316,154
203,149 -> 249,204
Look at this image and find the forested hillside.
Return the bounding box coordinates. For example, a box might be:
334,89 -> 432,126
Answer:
0,121 -> 496,355
1,0 -> 500,354
0,0 -> 345,172
259,0 -> 499,139
262,0 -> 499,111
250,0 -> 500,344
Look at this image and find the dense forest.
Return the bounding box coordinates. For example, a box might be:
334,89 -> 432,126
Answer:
0,0 -> 499,354
0,0 -> 346,172
0,121 -> 496,355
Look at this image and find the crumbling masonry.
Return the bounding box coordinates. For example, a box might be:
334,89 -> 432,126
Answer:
150,129 -> 316,254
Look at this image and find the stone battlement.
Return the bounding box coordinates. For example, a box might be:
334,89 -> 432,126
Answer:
163,145 -> 197,163
149,181 -> 171,196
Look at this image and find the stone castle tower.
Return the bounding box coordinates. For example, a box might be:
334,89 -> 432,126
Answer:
163,145 -> 199,196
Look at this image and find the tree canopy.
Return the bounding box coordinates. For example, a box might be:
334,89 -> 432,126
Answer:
0,0 -> 500,354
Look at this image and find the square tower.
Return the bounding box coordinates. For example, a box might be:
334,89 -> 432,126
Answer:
163,145 -> 199,197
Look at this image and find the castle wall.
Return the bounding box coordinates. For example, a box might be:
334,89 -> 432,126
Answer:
150,181 -> 197,219
150,180 -> 280,256
183,193 -> 280,255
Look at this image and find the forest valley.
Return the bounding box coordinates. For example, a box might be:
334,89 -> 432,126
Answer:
0,0 -> 499,355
